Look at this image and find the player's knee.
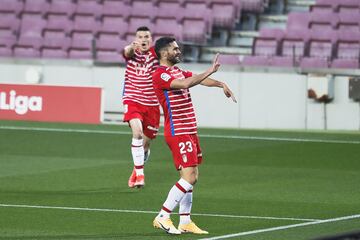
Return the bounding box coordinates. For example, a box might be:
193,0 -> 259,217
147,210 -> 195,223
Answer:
132,130 -> 143,139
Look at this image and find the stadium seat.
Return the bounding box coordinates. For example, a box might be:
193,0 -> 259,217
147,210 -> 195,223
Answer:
219,54 -> 241,65
75,0 -> 102,18
270,56 -> 296,67
46,13 -> 73,35
48,0 -> 76,17
95,35 -> 127,63
253,29 -> 284,57
126,16 -> 154,37
72,14 -> 100,36
0,37 -> 15,57
242,55 -> 269,66
181,18 -> 208,44
241,0 -> 267,13
41,30 -> 70,59
130,0 -> 157,20
0,0 -> 23,16
337,11 -> 360,31
99,15 -> 128,39
210,0 -> 238,29
23,0 -> 50,16
20,13 -> 46,38
183,0 -> 213,34
309,12 -> 338,31
153,18 -> 183,41
102,0 -> 131,19
0,13 -> 20,37
331,58 -> 359,69
334,29 -> 360,62
156,0 -> 184,22
68,38 -> 93,59
286,12 -> 310,31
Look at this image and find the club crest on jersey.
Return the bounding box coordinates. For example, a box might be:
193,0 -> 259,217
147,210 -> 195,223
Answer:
161,73 -> 171,82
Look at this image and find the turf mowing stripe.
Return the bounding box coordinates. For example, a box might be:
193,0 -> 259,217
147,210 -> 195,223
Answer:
1,125 -> 360,145
200,213 -> 360,240
0,203 -> 319,222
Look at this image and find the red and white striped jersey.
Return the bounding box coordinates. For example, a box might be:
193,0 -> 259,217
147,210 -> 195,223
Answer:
122,47 -> 159,106
152,65 -> 197,136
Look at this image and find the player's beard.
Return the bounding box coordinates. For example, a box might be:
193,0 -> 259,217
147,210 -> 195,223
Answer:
168,53 -> 182,65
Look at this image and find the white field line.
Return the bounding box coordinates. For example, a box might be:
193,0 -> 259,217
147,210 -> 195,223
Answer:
0,203 -> 319,222
1,125 -> 360,144
200,213 -> 360,240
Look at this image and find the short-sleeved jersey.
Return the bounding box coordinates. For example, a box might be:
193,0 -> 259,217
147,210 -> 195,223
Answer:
122,47 -> 159,106
152,65 -> 197,136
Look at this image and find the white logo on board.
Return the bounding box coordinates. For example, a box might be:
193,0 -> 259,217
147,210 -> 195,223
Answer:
0,90 -> 42,115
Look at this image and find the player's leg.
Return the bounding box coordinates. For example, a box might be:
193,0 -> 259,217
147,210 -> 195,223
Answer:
143,134 -> 151,164
142,105 -> 160,164
128,118 -> 145,188
177,135 -> 208,234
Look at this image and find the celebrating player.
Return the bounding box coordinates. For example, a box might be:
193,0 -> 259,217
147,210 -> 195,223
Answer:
122,26 -> 160,188
151,37 -> 236,235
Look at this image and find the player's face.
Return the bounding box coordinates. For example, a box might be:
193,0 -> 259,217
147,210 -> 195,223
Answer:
135,31 -> 152,52
166,42 -> 182,65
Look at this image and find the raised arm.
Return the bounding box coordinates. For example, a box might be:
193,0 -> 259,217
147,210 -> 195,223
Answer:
170,53 -> 220,89
123,39 -> 140,58
200,78 -> 237,103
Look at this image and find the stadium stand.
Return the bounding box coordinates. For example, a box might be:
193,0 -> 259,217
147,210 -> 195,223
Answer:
0,0 -> 358,69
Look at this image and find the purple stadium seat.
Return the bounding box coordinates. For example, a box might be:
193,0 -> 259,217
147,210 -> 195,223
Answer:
210,0 -> 238,28
0,0 -> 23,16
95,36 -> 127,63
331,59 -> 359,69
281,29 -> 309,61
286,12 -> 310,31
76,0 -> 102,18
253,29 -> 284,57
46,14 -> 73,35
23,0 -> 50,16
100,15 -> 128,39
48,0 -> 76,16
130,0 -> 157,20
0,13 -> 20,37
72,14 -> 100,35
68,38 -> 93,59
20,13 -> 46,38
182,18 -> 207,44
13,47 -> 40,58
335,30 -> 360,60
153,18 -> 182,41
338,0 -> 360,13
219,54 -> 241,65
241,0 -> 266,13
43,31 -> 71,50
270,56 -> 296,67
0,37 -> 16,57
242,55 -> 269,66
102,0 -> 130,19
41,48 -> 68,58
310,4 -> 334,14
307,30 -> 337,60
183,1 -> 212,34
127,17 -> 154,36
309,12 -> 338,31
300,57 -> 329,68
337,11 -> 360,31
156,0 -> 183,22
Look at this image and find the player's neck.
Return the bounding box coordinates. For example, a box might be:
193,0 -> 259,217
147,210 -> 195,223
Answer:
160,59 -> 175,68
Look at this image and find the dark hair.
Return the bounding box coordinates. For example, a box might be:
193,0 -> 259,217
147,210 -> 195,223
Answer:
154,37 -> 176,59
136,26 -> 151,32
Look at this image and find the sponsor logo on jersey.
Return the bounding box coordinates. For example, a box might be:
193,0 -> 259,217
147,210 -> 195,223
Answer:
182,154 -> 188,163
161,73 -> 171,82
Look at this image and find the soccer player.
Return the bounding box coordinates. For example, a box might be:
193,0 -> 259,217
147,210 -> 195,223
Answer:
122,26 -> 160,188
151,37 -> 236,235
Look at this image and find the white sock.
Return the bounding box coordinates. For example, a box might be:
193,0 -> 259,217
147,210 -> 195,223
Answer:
131,138 -> 144,176
179,188 -> 193,225
157,178 -> 193,219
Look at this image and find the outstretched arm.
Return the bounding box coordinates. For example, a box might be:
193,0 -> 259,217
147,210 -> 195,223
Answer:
170,54 -> 221,89
200,78 -> 237,103
124,39 -> 140,58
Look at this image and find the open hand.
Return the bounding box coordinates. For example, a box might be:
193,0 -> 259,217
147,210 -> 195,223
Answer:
210,53 -> 221,73
223,83 -> 237,103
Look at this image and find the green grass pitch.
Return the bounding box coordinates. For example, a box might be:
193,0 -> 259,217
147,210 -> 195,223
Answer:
0,120 -> 360,240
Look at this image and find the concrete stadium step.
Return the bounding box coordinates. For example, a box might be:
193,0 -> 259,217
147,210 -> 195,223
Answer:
228,31 -> 258,47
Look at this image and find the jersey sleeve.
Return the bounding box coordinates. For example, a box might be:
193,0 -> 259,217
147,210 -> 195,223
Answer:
182,70 -> 193,78
153,68 -> 175,90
